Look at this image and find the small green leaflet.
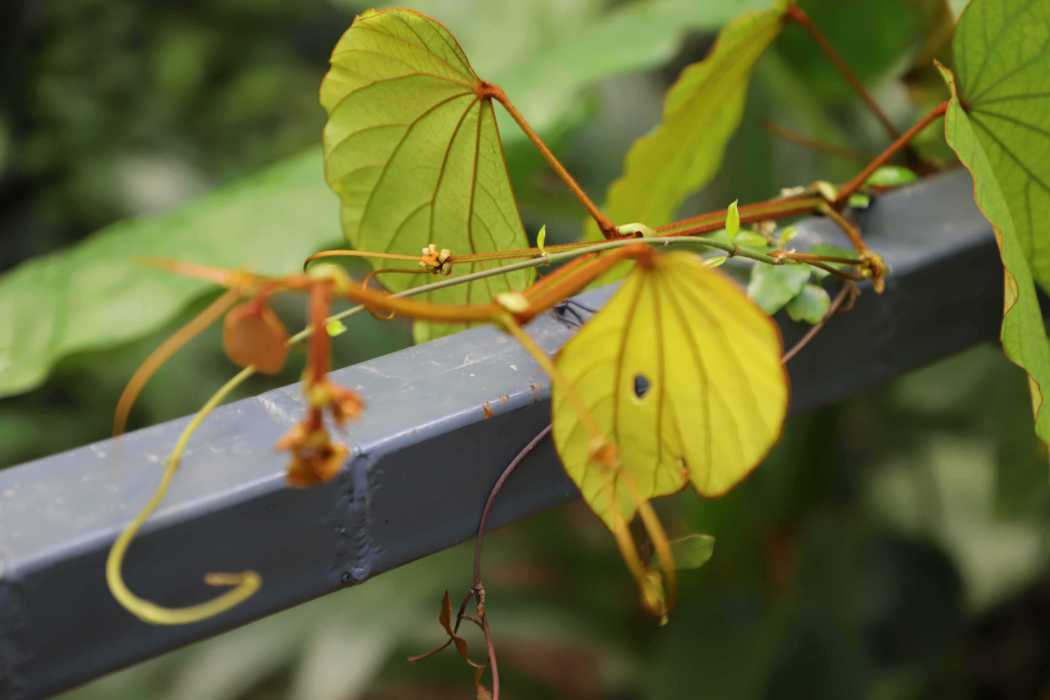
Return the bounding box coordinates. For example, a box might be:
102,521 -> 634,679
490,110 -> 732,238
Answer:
747,263 -> 811,315
320,8 -> 534,343
582,0 -> 788,282
863,165 -> 919,188
325,319 -> 348,337
938,0 -> 1050,451
725,200 -> 741,240
847,193 -> 872,209
650,534 -> 716,571
786,284 -> 831,325
736,230 -> 771,251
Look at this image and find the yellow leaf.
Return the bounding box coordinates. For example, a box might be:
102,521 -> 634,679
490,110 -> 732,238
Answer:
320,9 -> 534,342
551,252 -> 788,528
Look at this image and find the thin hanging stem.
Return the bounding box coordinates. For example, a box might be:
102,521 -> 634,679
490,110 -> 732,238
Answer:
781,282 -> 855,364
785,3 -> 899,141
483,83 -> 618,238
106,366 -> 262,625
834,101 -> 948,205
473,425 -> 553,586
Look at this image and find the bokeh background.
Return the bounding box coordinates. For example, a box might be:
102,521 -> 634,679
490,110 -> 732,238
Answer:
2,0 -> 1049,698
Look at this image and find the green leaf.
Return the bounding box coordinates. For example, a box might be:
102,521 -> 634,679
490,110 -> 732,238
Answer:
489,0 -> 777,153
939,0 -> 1050,448
777,226 -> 799,247
806,243 -> 855,279
864,165 -> 919,187
381,0 -> 776,183
582,0 -> 787,279
747,263 -> 812,315
320,8 -> 534,343
725,200 -> 741,240
846,193 -> 872,209
946,0 -> 1050,294
0,152 -> 339,399
786,284 -> 831,325
650,533 -> 717,571
736,230 -> 772,252
1,1 -> 772,393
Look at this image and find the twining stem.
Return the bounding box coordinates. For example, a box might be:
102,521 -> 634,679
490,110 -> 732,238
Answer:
305,240 -> 592,269
785,2 -> 899,141
311,231 -> 863,283
834,101 -> 948,205
482,82 -> 618,239
303,249 -> 421,270
657,195 -> 824,235
193,237 -> 862,338
107,366 -> 261,625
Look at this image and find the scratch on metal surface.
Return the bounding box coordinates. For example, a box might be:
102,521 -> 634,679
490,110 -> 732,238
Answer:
254,394 -> 299,428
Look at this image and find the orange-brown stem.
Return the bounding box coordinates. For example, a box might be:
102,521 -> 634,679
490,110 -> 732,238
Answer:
482,82 -> 618,239
522,248 -> 609,299
139,257 -> 255,290
519,245 -> 652,322
113,288 -> 241,435
307,282 -> 333,385
818,203 -> 868,255
341,283 -> 500,324
303,249 -> 419,271
657,195 -> 823,234
785,3 -> 899,141
835,101 -> 948,205
304,241 -> 598,272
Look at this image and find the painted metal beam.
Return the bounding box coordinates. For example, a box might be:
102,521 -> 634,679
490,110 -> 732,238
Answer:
0,171 -> 1001,698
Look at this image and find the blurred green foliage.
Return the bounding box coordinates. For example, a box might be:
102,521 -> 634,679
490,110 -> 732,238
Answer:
0,0 -> 1046,698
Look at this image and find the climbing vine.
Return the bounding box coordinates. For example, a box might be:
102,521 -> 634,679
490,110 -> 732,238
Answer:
93,1 -> 1050,697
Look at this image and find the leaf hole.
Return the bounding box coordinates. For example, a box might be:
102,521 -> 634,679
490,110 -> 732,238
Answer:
633,373 -> 651,399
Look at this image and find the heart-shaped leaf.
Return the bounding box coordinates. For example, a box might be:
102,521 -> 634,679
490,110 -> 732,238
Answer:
551,251 -> 788,528
948,0 -> 1050,292
320,8 -> 533,342
939,0 -> 1050,449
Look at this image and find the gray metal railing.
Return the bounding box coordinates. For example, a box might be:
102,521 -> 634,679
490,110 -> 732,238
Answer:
0,170 -> 1001,698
